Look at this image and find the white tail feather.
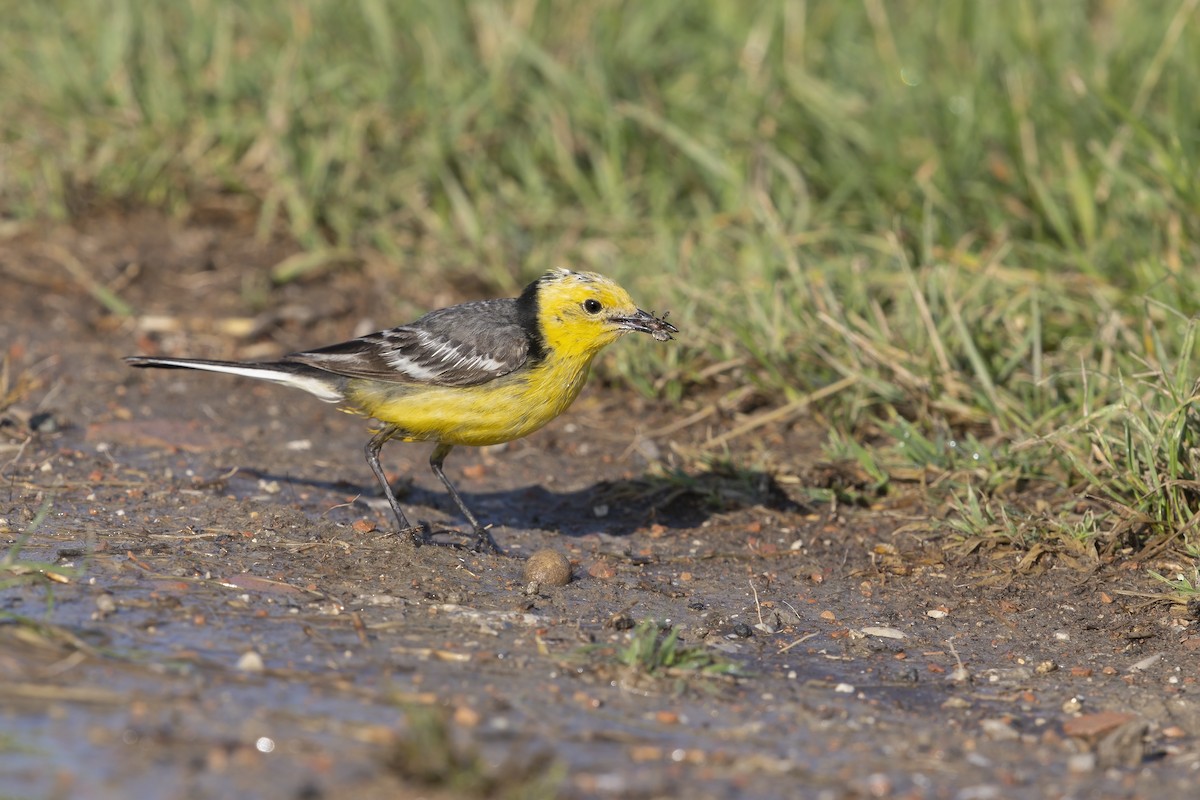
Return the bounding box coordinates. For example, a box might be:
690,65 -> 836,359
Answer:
128,358 -> 343,403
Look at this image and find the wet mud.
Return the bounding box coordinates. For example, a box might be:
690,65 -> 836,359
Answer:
2,214 -> 1198,798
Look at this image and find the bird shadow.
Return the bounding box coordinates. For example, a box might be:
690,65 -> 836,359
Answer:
224,463 -> 803,540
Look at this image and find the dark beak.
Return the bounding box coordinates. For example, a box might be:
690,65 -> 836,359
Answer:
613,308 -> 678,342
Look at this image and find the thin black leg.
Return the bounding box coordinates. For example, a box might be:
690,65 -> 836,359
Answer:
429,442 -> 499,553
364,425 -> 422,545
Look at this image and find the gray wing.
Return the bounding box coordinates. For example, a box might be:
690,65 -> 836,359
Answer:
285,298 -> 530,387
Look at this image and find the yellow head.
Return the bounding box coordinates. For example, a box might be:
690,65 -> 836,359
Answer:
520,269 -> 676,361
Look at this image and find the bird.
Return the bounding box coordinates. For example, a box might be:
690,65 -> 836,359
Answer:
125,269 -> 678,552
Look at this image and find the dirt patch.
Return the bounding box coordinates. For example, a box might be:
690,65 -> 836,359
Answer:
3,213 -> 1198,798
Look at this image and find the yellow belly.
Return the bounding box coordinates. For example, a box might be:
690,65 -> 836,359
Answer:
343,354 -> 594,446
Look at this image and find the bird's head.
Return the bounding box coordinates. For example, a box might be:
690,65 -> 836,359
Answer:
521,269 -> 677,360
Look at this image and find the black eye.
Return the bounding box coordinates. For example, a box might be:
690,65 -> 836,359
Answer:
583,298 -> 603,314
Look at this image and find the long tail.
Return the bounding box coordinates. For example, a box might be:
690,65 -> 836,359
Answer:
124,356 -> 344,403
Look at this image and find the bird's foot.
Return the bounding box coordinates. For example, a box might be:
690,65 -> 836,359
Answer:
418,523 -> 500,554
390,524 -> 427,547
471,525 -> 501,556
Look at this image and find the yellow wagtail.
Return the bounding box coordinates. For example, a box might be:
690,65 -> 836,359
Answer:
125,269 -> 677,552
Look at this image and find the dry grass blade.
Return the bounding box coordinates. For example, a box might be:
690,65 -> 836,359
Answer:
697,376 -> 858,453
35,243 -> 133,317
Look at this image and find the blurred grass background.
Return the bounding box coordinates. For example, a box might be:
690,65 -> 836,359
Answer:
3,0 -> 1200,555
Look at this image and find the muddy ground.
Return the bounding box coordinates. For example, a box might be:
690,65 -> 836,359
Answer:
2,213 -> 1199,799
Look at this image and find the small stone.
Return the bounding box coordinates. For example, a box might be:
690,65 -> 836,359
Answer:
851,773 -> 890,796
587,561 -> 616,580
1062,711 -> 1136,739
236,650 -> 264,672
94,593 -> 117,615
629,745 -> 662,762
982,667 -> 1032,686
453,705 -> 481,727
523,549 -> 571,587
732,623 -> 753,638
980,718 -> 1020,741
1128,653 -> 1162,672
861,626 -> 906,640
1066,753 -> 1096,773
634,437 -> 661,462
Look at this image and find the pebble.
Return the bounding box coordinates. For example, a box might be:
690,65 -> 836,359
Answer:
861,626 -> 906,639
236,650 -> 265,672
982,667 -> 1031,686
979,718 -> 1020,741
587,561 -> 616,580
523,549 -> 571,587
94,593 -> 117,616
1128,653 -> 1162,672
1066,753 -> 1096,773
1062,710 -> 1136,739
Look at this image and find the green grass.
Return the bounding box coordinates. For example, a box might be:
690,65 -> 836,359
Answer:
1,499 -> 80,608
1149,564 -> 1200,600
4,1 -> 1200,551
385,704 -> 563,798
618,619 -> 740,679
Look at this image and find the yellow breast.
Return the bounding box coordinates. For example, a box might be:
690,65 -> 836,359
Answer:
343,352 -> 596,447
